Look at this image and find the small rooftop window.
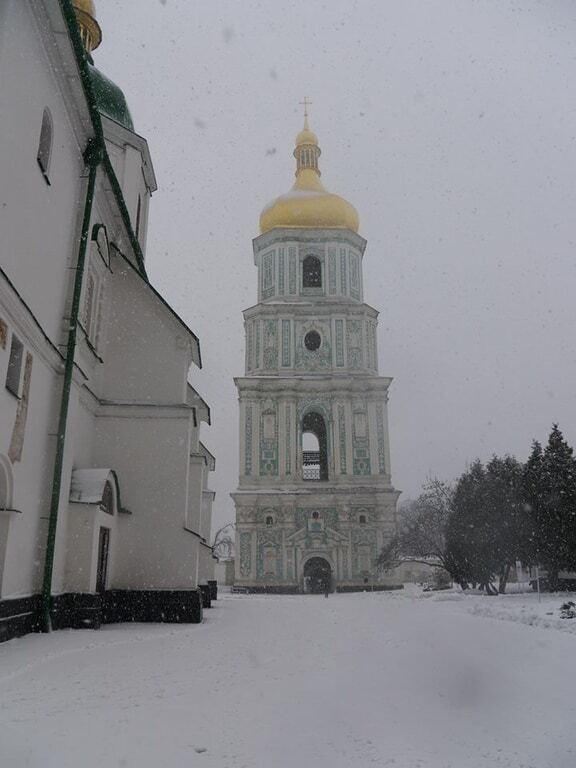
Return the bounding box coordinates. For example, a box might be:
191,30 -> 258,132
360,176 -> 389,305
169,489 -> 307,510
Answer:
37,108 -> 53,184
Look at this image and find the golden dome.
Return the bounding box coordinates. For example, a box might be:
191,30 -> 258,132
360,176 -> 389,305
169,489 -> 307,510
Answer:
295,125 -> 318,147
260,115 -> 359,234
73,0 -> 102,52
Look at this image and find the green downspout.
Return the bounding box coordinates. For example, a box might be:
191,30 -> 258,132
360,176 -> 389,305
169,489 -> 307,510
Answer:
40,138 -> 102,633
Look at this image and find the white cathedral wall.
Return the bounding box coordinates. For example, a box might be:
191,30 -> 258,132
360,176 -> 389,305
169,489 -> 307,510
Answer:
0,0 -> 85,345
187,455 -> 204,536
0,335 -> 61,598
96,262 -> 191,404
0,0 -> 95,601
198,544 -> 215,584
93,411 -> 199,590
1,1 -> 207,606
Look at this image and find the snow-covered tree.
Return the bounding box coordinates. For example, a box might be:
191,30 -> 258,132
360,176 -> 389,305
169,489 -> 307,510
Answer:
523,425 -> 576,590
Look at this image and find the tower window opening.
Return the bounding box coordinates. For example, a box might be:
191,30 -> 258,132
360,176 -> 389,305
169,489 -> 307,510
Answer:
359,514 -> 367,525
265,515 -> 274,526
302,256 -> 322,288
37,108 -> 53,183
302,411 -> 328,481
304,330 -> 321,351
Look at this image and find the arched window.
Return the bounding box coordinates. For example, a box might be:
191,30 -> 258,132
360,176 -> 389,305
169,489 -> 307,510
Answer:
265,515 -> 274,526
359,514 -> 367,525
302,411 -> 328,481
302,256 -> 322,288
101,481 -> 114,515
37,108 -> 53,183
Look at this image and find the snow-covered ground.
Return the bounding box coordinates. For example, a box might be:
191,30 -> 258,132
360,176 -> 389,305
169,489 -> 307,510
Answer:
1,588 -> 576,768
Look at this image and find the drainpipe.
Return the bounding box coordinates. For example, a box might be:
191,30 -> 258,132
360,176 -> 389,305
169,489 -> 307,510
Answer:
41,138 -> 102,632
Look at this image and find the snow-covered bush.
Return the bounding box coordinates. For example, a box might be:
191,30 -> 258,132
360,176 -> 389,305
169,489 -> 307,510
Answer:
559,601 -> 576,619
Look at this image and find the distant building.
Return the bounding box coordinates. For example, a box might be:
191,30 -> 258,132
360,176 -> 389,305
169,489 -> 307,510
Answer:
0,0 -> 215,641
232,110 -> 401,593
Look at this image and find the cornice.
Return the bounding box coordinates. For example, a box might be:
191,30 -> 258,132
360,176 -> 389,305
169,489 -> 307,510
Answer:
253,227 -> 367,255
96,401 -> 194,420
234,375 -> 392,397
243,301 -> 379,320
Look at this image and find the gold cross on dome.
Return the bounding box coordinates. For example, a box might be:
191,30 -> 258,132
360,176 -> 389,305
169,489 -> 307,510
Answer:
299,97 -> 312,119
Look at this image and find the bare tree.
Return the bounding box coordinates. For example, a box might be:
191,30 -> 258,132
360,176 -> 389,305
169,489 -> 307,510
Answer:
378,478 -> 453,573
212,522 -> 235,560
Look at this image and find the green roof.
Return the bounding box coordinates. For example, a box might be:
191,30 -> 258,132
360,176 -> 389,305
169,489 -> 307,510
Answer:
88,64 -> 134,131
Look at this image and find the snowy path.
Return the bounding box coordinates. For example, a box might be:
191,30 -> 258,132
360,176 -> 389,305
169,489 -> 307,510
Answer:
1,591 -> 575,768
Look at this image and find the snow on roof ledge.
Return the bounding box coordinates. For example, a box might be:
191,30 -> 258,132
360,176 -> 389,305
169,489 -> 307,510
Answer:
69,468 -> 124,510
187,385 -> 211,425
199,442 -> 216,471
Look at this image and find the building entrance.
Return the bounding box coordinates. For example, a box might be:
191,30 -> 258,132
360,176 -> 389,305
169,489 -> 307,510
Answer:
303,557 -> 332,594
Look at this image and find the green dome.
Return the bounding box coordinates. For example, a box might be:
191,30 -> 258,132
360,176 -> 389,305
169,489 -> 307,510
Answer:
88,64 -> 134,131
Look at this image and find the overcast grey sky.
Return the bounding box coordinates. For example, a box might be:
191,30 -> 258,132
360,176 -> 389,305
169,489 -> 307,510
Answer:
96,0 -> 576,529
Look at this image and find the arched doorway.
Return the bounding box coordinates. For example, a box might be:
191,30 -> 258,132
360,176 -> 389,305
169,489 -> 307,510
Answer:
302,411 -> 328,481
303,557 -> 332,593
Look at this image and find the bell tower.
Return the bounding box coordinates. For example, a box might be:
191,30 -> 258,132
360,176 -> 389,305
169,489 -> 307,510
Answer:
233,108 -> 400,593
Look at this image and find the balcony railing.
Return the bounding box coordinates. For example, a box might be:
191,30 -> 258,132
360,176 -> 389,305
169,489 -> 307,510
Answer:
303,451 -> 321,481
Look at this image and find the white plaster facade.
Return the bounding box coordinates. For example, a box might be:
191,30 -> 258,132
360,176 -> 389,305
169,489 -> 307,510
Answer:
0,0 -> 215,637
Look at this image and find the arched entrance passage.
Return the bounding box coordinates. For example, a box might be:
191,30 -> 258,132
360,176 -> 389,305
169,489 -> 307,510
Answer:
303,556 -> 332,593
302,411 -> 328,481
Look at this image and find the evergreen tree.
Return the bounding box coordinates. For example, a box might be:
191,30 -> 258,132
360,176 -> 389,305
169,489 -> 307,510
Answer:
485,455 -> 527,592
524,425 -> 576,589
446,461 -> 500,593
445,456 -> 526,594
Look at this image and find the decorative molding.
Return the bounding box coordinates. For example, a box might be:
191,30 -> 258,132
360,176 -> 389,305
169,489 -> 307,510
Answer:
294,320 -> 332,371
328,249 -> 337,295
288,248 -> 297,294
285,403 -> 292,476
346,319 -> 363,370
376,403 -> 386,474
255,321 -> 261,369
246,320 -> 254,372
340,248 -> 347,294
349,251 -> 360,300
239,531 -> 252,576
353,405 -> 371,476
281,319 -> 291,367
262,250 -> 275,299
278,248 -> 285,295
259,406 -> 278,476
244,405 -> 253,475
335,319 -> 345,367
263,319 -> 278,370
338,404 -> 347,474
